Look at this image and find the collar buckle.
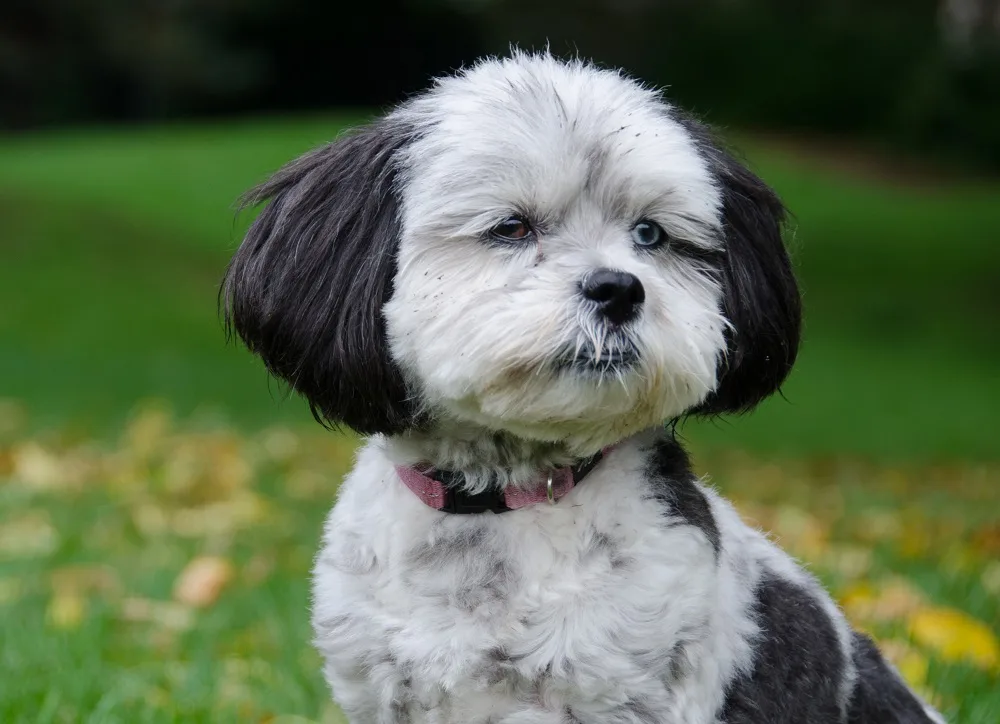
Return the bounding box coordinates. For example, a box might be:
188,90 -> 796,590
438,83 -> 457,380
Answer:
440,485 -> 511,515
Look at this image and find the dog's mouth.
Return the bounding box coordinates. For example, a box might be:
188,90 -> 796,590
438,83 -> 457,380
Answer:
558,342 -> 640,374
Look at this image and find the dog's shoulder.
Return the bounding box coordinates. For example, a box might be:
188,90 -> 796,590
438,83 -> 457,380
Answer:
718,569 -> 850,723
709,493 -> 946,724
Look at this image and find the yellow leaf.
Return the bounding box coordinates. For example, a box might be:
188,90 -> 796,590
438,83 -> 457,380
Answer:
879,639 -> 929,689
124,401 -> 173,459
0,511 -> 58,558
50,564 -> 122,608
853,511 -> 902,545
170,491 -> 269,538
909,607 -> 1000,670
822,545 -> 873,581
243,554 -> 275,586
981,560 -> 1000,598
840,577 -> 927,625
771,504 -> 829,561
120,596 -> 194,631
47,593 -> 86,630
258,426 -> 301,463
898,519 -> 931,559
10,442 -> 65,489
173,556 -> 234,608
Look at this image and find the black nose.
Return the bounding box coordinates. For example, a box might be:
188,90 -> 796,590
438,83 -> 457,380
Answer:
581,268 -> 645,325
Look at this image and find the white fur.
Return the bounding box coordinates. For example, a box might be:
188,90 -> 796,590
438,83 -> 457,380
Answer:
385,53 -> 727,455
295,53 -> 946,723
313,434 -> 858,723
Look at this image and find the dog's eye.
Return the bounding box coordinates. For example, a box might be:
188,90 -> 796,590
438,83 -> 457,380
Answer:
631,220 -> 667,248
490,217 -> 533,242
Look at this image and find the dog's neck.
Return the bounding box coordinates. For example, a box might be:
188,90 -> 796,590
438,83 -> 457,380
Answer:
384,424 -> 583,494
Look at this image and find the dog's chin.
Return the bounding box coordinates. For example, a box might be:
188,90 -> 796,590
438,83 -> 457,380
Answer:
432,354 -> 691,453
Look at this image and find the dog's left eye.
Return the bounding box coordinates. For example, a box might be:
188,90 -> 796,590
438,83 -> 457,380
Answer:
631,220 -> 667,248
490,217 -> 533,242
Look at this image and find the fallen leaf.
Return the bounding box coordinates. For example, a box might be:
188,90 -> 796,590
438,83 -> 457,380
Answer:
259,427 -> 301,463
909,607 -> 1000,671
161,433 -> 253,500
170,491 -> 269,538
121,597 -> 194,631
10,442 -> 65,489
124,401 -> 173,460
243,554 -> 275,586
0,511 -> 58,558
853,510 -> 903,544
173,556 -> 234,607
770,504 -> 830,561
47,592 -> 86,630
981,560 -> 1000,598
50,564 -> 121,599
840,577 -> 928,625
286,469 -> 328,500
132,502 -> 170,537
970,523 -> 1000,558
822,545 -> 873,581
879,639 -> 930,689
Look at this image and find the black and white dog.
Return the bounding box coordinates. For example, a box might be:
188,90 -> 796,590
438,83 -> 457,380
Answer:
224,52 -> 945,723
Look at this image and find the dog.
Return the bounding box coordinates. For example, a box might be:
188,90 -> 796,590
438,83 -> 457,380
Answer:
223,52 -> 946,723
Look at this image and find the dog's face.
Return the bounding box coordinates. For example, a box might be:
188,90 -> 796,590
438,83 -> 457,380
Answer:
224,53 -> 800,451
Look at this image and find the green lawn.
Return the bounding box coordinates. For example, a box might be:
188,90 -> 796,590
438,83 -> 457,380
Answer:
0,117 -> 997,722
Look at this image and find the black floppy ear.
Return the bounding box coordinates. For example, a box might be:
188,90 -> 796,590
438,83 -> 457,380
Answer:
684,122 -> 802,415
222,119 -> 414,434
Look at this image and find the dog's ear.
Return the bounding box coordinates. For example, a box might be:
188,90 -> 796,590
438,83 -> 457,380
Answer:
682,121 -> 802,415
222,120 -> 414,434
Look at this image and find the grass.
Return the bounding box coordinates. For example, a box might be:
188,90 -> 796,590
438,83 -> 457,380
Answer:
1,410 -> 997,722
0,116 -> 997,721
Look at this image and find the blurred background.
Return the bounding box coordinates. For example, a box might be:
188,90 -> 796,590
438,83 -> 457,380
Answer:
0,1 -> 997,722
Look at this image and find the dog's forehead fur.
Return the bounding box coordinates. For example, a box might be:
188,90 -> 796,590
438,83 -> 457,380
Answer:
394,53 -> 722,248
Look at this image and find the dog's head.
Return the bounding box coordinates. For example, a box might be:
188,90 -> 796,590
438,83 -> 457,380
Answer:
223,52 -> 800,452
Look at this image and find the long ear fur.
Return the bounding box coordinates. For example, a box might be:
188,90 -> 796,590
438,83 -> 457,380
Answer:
679,116 -> 802,415
222,120 -> 414,434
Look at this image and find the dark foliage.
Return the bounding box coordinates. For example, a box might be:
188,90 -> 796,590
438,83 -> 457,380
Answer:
2,0 -> 998,169
0,0 -> 481,127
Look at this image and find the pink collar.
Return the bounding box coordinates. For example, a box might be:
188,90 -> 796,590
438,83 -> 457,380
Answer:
395,448 -> 611,514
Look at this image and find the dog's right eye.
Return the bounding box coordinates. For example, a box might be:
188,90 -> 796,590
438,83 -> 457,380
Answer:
489,217 -> 533,242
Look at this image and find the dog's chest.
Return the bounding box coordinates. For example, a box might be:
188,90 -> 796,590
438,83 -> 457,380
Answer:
313,445 -> 721,722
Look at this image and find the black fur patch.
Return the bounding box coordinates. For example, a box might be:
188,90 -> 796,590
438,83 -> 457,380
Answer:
582,527 -> 632,571
404,523 -> 514,613
673,112 -> 802,416
646,438 -> 721,555
222,119 -> 414,434
610,697 -> 659,724
720,574 -> 845,723
847,632 -> 940,723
